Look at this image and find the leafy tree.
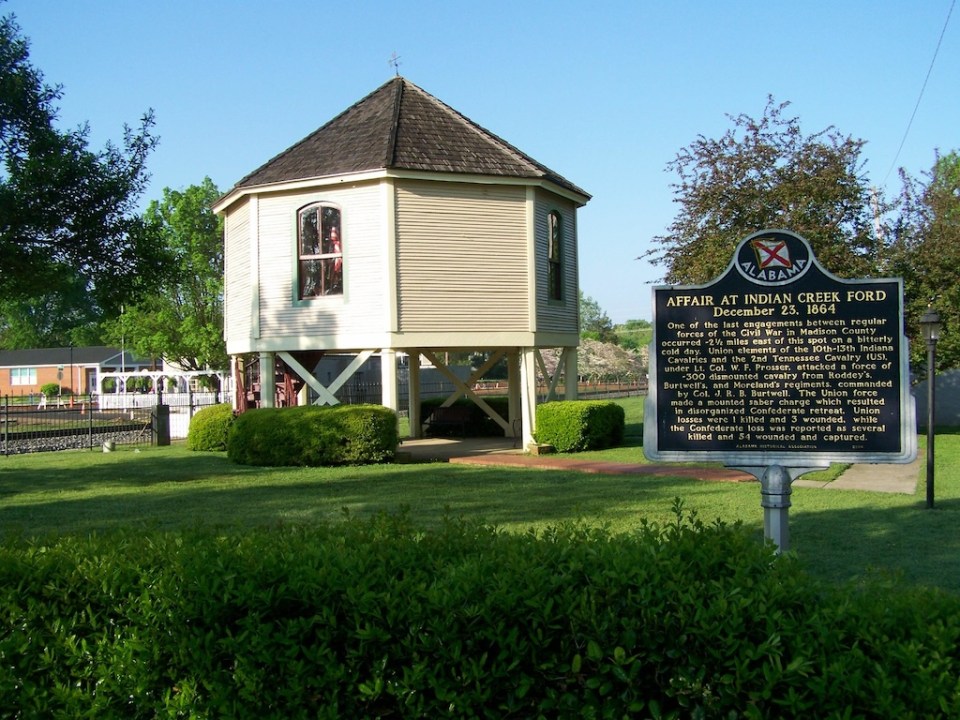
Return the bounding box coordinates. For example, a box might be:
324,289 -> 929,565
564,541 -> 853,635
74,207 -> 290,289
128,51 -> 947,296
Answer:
646,97 -> 884,284
104,179 -> 226,371
579,291 -> 615,343
540,340 -> 646,384
892,151 -> 960,375
0,13 -> 164,313
613,318 -> 652,351
576,339 -> 646,382
0,275 -> 104,348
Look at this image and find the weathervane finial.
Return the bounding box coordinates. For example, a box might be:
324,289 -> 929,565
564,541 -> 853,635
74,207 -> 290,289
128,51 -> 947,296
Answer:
389,52 -> 402,76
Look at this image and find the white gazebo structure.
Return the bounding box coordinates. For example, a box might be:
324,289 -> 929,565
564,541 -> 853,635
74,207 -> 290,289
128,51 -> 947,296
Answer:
213,77 -> 590,447
96,368 -> 232,410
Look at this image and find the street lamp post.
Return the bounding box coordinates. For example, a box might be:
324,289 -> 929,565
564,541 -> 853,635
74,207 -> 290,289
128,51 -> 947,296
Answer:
920,308 -> 942,509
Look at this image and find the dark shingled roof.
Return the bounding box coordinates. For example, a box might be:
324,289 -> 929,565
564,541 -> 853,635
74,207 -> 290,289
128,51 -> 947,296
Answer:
0,346 -> 148,367
231,77 -> 589,199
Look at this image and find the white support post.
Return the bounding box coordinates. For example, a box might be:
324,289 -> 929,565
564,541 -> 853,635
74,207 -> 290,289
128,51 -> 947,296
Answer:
259,352 -> 276,408
381,349 -> 399,413
232,356 -> 242,412
564,347 -> 579,400
507,350 -> 521,438
408,350 -> 422,438
519,347 -> 538,448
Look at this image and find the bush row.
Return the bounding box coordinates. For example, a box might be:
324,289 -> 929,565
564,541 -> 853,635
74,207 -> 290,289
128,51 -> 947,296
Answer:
535,400 -> 625,451
3,508 -> 958,718
191,399 -> 625,460
225,404 -> 398,466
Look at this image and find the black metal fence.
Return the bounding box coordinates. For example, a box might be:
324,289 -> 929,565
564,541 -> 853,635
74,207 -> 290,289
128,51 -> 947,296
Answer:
1,392 -> 231,456
1,395 -> 152,455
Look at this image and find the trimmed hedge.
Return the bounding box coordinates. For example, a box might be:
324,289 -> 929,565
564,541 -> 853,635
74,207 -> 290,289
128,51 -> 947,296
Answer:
536,399 -> 625,451
2,508 -> 959,718
186,402 -> 235,451
227,404 -> 397,466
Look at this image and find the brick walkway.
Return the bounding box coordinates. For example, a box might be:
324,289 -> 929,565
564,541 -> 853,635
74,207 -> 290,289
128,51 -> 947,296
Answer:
449,452 -> 755,482
400,437 -> 919,493
401,437 -> 753,482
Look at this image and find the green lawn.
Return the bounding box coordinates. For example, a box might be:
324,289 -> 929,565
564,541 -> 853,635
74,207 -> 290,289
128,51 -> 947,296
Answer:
2,401 -> 958,592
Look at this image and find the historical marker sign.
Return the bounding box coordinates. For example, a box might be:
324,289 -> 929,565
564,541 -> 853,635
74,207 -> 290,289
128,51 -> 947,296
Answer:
644,229 -> 916,467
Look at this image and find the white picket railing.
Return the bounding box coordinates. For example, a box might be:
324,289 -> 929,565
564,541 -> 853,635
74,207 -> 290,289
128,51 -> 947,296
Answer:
97,391 -> 230,411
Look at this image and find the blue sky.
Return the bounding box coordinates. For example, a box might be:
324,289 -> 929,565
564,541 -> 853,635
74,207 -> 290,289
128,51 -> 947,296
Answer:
4,0 -> 957,322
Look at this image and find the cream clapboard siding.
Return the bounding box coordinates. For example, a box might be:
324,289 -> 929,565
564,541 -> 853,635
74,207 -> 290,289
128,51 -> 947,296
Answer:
395,180 -> 528,332
224,200 -> 252,350
255,182 -> 385,340
534,191 -> 579,333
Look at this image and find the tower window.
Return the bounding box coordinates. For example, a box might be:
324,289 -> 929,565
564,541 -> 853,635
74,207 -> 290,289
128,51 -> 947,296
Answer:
547,211 -> 562,301
298,204 -> 343,298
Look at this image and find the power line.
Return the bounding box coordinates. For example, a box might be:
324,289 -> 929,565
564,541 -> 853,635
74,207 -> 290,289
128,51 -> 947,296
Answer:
883,0 -> 955,185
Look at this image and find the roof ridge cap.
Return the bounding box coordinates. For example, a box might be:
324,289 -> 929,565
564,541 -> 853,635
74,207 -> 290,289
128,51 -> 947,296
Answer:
384,77 -> 405,167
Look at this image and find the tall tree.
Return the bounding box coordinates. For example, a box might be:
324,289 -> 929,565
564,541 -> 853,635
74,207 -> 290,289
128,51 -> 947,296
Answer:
574,339 -> 646,382
0,13 -> 164,313
579,291 -> 615,343
613,318 -> 652,352
646,97 -> 884,284
105,178 -> 226,371
892,151 -> 960,375
0,275 -> 104,348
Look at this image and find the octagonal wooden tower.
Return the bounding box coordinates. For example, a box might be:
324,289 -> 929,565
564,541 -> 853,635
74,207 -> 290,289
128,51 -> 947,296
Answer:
213,77 -> 590,447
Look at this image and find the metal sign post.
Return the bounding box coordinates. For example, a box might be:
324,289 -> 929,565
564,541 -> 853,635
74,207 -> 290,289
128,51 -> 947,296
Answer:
732,464 -> 826,553
760,465 -> 791,552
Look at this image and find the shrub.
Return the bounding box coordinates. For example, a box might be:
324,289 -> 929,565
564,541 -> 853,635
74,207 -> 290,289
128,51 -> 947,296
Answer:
535,400 -> 625,451
39,382 -> 61,398
186,402 -> 235,451
228,404 -> 398,466
2,507 -> 959,718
